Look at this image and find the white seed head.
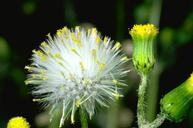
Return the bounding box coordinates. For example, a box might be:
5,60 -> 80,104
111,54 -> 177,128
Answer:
25,26 -> 130,127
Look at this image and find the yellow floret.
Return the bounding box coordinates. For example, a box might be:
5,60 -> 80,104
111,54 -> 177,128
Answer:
79,61 -> 85,72
32,49 -> 46,61
75,99 -> 81,108
121,56 -> 129,61
189,73 -> 193,84
7,117 -> 30,128
56,26 -> 69,37
129,24 -> 158,38
113,42 -> 122,50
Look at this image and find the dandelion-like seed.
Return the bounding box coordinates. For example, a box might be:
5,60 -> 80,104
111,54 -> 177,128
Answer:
25,26 -> 129,127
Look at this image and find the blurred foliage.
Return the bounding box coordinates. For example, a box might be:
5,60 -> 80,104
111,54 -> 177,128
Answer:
177,12 -> 193,45
159,11 -> 193,68
22,0 -> 38,15
0,117 -> 6,128
134,2 -> 150,23
64,0 -> 78,26
134,0 -> 162,26
10,68 -> 28,96
0,37 -> 11,61
115,0 -> 125,41
0,37 -> 11,79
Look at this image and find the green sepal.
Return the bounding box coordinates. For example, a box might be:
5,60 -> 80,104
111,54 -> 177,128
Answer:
132,39 -> 155,75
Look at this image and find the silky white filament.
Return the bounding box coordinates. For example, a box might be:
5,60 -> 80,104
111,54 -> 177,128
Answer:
25,26 -> 130,127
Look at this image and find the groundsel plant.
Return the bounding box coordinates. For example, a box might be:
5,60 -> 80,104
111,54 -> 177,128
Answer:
25,26 -> 130,127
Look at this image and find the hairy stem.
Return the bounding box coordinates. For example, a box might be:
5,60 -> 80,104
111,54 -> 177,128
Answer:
137,74 -> 148,127
137,73 -> 165,128
79,109 -> 88,128
149,113 -> 166,128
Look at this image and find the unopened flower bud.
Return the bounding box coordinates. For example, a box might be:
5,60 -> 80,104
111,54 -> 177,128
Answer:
161,73 -> 193,122
129,24 -> 158,75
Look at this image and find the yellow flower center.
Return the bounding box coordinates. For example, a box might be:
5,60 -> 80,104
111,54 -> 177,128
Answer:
129,24 -> 158,38
7,117 -> 30,128
189,73 -> 193,84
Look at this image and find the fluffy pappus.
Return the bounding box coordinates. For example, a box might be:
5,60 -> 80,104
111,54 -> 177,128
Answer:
25,26 -> 130,127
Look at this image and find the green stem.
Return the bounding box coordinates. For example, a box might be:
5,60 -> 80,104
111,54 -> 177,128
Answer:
146,0 -> 163,121
146,63 -> 163,121
149,113 -> 166,128
137,73 -> 166,128
137,73 -> 148,127
106,102 -> 119,128
79,109 -> 88,128
149,0 -> 162,26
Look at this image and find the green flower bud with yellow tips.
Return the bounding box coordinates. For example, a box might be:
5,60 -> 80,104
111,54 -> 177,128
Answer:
129,24 -> 158,75
161,73 -> 193,122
